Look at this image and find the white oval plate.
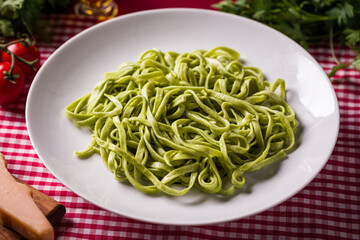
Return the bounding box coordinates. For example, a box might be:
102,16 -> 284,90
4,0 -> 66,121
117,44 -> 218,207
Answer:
26,9 -> 339,225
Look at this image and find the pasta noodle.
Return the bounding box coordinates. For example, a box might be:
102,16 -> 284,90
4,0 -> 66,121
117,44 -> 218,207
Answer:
65,47 -> 297,196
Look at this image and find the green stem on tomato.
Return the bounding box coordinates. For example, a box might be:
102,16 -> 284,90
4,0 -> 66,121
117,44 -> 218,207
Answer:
3,52 -> 19,83
0,39 -> 22,49
0,38 -> 38,77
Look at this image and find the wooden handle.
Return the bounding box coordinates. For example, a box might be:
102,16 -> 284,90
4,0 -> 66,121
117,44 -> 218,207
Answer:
0,177 -> 66,239
0,227 -> 22,240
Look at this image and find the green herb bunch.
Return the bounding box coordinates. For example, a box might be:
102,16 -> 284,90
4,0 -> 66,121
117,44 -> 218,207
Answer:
0,0 -> 71,41
213,0 -> 360,78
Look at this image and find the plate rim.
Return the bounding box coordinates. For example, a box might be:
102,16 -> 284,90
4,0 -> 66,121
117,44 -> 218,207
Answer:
26,8 -> 340,225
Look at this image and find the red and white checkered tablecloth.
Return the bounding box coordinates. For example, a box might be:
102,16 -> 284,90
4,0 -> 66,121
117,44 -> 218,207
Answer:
1,12 -> 359,239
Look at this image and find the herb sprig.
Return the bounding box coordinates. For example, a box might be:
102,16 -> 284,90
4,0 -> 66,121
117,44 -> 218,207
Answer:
213,0 -> 360,78
0,0 -> 71,41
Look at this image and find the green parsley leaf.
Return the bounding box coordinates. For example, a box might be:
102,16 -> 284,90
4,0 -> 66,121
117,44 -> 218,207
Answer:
344,28 -> 360,46
353,58 -> 360,72
0,18 -> 14,36
0,0 -> 71,40
213,0 -> 360,78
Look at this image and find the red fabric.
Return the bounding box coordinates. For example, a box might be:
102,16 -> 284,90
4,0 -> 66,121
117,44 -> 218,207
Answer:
1,2 -> 360,239
116,0 -> 219,14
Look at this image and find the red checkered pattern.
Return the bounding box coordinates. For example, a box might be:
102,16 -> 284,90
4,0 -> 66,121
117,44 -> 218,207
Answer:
0,13 -> 359,240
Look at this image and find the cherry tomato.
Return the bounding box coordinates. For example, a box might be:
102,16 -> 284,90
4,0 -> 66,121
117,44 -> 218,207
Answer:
1,41 -> 40,77
0,62 -> 25,105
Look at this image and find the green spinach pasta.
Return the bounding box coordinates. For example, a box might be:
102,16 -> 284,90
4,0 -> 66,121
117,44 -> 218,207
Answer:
65,46 -> 297,196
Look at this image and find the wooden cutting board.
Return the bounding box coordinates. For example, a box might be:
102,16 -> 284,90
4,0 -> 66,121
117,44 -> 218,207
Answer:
0,177 -> 66,239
